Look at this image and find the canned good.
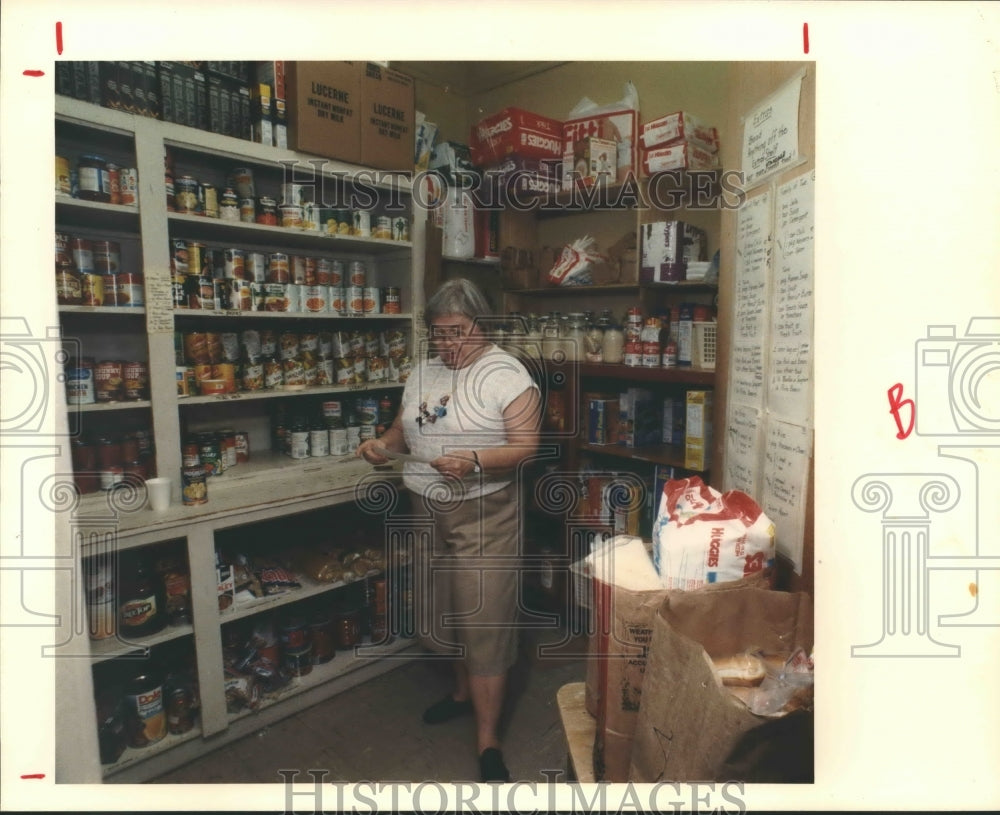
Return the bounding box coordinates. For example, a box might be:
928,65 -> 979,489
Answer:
223,248 -> 245,279
283,645 -> 313,677
57,266 -> 83,305
348,261 -> 367,287
80,271 -> 102,303
363,286 -> 380,314
200,182 -> 219,218
70,237 -> 94,274
122,361 -> 149,400
166,685 -> 195,735
174,175 -> 199,214
382,287 -> 401,314
309,615 -> 336,664
92,240 -> 122,274
392,216 -> 410,241
310,426 -> 329,456
289,427 -> 309,459
229,167 -> 255,199
279,203 -> 303,228
116,273 -> 145,307
330,286 -> 347,315
357,397 -> 379,425
212,279 -> 228,310
303,285 -> 328,313
220,429 -> 237,469
303,256 -> 318,285
335,209 -> 352,235
333,608 -> 361,648
246,251 -> 267,283
241,357 -> 264,391
107,163 -> 121,205
165,169 -> 175,211
234,431 -> 250,463
219,188 -> 239,220
290,254 -> 306,285
284,284 -> 302,313
239,198 -> 256,222
352,209 -> 371,237
182,438 -> 200,468
119,168 -> 139,206
94,361 -> 124,402
197,433 -> 222,477
329,260 -> 345,286
186,241 -> 206,278
124,674 -> 166,747
329,427 -> 349,455
373,215 -> 392,240
99,275 -> 119,306
256,196 -> 278,226
347,285 -> 365,315
263,283 -> 286,312
316,258 -> 333,285
263,357 -> 284,388
77,154 -> 111,203
181,465 -> 208,504
65,358 -> 96,405
170,239 -> 190,276
268,253 -> 290,284
55,155 -> 71,196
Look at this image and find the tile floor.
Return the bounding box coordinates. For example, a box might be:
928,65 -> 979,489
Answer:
152,626 -> 588,785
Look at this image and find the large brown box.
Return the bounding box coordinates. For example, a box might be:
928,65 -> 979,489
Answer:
286,62 -> 362,163
359,62 -> 415,171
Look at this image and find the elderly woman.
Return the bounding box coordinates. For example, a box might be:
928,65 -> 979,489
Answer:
357,278 -> 541,782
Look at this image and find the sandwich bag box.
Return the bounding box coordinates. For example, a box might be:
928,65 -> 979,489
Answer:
640,110 -> 719,152
285,62 -> 362,163
359,62 -> 415,171
641,141 -> 720,175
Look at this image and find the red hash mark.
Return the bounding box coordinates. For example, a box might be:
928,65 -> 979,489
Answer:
21,774 -> 46,779
803,22 -> 810,54
57,21 -> 63,55
23,70 -> 44,77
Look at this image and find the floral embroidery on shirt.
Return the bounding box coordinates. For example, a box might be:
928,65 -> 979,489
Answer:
416,393 -> 450,426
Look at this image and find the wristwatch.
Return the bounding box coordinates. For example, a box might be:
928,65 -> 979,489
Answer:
472,450 -> 482,474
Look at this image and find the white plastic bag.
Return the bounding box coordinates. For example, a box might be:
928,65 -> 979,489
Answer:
547,235 -> 612,286
652,476 -> 776,590
568,80 -> 640,118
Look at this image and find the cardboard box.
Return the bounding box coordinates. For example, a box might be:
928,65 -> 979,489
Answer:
470,107 -> 564,166
640,110 -> 719,152
640,220 -> 708,283
587,397 -> 620,445
661,395 -> 686,446
641,141 -> 719,175
571,136 -> 619,185
286,61 -> 362,163
254,60 -> 286,100
618,388 -> 659,449
359,62 -> 415,171
684,389 -> 713,471
562,108 -> 638,189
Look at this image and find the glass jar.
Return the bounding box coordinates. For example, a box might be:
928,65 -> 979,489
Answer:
77,154 -> 111,203
601,316 -> 625,364
564,313 -> 587,363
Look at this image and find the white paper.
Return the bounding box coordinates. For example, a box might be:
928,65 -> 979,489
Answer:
741,71 -> 803,188
723,403 -> 764,497
762,417 -> 811,573
730,190 -> 771,409
769,171 -> 815,423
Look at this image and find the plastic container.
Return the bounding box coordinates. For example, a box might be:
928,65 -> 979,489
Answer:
691,321 -> 717,370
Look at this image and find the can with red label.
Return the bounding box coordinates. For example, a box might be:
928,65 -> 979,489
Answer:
303,256 -> 318,285
303,285 -> 328,313
291,254 -> 306,285
101,275 -> 121,306
119,168 -> 139,206
329,260 -> 345,286
363,287 -> 380,314
239,198 -> 256,223
92,241 -> 122,274
71,237 -> 95,274
223,248 -> 245,279
347,285 -> 365,315
107,163 -> 121,205
330,286 -> 346,315
256,196 -> 278,226
116,273 -> 145,307
234,431 -> 250,463
268,253 -> 290,284
349,261 -> 366,286
316,258 -> 333,285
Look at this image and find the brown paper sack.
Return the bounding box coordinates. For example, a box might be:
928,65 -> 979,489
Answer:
628,585 -> 813,783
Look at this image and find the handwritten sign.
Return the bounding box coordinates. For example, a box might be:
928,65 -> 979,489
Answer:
724,403 -> 763,495
741,73 -> 803,188
145,275 -> 175,334
730,190 -> 771,409
769,171 -> 814,422
762,417 -> 811,572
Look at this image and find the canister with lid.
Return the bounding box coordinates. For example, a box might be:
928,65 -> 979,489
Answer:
77,154 -> 111,202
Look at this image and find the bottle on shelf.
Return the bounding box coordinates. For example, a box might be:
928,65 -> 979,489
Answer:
564,313 -> 586,363
601,312 -> 625,364
584,311 -> 606,363
641,316 -> 663,369
117,550 -> 167,640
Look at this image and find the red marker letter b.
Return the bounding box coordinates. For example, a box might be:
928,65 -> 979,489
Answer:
888,383 -> 914,439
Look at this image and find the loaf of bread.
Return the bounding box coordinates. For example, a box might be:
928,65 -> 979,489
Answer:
711,653 -> 766,687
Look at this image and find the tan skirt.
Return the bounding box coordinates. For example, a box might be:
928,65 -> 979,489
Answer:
410,482 -> 521,676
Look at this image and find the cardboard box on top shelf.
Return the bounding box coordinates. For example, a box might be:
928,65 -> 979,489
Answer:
285,61 -> 362,163
470,107 -> 564,167
359,62 -> 415,171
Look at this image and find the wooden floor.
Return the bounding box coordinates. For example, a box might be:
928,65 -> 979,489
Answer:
152,626 -> 588,785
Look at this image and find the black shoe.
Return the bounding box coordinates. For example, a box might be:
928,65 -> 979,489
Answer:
422,694 -> 474,725
479,747 -> 511,783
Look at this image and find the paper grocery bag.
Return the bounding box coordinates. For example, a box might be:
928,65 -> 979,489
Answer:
628,585 -> 813,783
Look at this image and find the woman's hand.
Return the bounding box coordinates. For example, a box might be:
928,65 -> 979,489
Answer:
429,450 -> 477,479
356,438 -> 391,465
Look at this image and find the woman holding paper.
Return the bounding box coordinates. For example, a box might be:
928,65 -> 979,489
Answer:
357,278 -> 541,783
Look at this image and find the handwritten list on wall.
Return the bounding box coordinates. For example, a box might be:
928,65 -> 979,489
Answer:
725,165 -> 814,572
